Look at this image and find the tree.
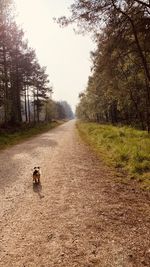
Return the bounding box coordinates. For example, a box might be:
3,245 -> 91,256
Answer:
0,0 -> 74,126
60,101 -> 74,119
0,1 -> 54,125
59,0 -> 150,131
55,101 -> 74,120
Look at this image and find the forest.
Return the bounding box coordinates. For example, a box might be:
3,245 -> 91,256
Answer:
0,0 -> 73,129
59,0 -> 150,132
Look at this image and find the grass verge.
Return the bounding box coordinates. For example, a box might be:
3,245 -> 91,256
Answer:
76,121 -> 150,189
0,121 -> 63,150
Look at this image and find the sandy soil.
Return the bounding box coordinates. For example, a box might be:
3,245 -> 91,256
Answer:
0,120 -> 150,267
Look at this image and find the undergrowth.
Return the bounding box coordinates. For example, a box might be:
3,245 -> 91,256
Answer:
77,121 -> 150,189
0,121 -> 62,150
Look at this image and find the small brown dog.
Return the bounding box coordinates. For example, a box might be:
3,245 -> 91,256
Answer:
33,167 -> 41,184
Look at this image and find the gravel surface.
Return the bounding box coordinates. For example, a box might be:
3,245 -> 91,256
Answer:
0,120 -> 150,267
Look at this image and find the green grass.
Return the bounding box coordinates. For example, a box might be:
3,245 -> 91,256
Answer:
77,121 -> 150,189
0,121 -> 62,150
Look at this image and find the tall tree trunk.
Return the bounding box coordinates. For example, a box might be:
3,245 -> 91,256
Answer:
33,91 -> 36,123
15,54 -> 22,122
129,88 -> 145,130
24,86 -> 28,122
3,45 -> 9,123
37,87 -> 39,123
27,85 -> 31,123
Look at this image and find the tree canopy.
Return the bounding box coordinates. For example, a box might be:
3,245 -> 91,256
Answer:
59,0 -> 150,131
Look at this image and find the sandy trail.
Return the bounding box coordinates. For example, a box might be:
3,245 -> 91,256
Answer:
0,120 -> 150,267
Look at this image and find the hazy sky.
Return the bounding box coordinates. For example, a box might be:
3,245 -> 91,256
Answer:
15,0 -> 95,111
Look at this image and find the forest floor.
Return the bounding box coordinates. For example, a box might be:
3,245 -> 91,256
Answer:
0,120 -> 150,267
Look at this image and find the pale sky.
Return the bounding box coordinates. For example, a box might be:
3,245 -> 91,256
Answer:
15,0 -> 95,112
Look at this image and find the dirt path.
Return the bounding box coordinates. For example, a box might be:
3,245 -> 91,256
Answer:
0,120 -> 150,267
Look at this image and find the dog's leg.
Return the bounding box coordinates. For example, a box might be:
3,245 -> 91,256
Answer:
37,175 -> 40,184
33,175 -> 36,183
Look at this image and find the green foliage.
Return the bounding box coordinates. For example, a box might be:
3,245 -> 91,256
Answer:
71,1 -> 150,132
77,121 -> 150,187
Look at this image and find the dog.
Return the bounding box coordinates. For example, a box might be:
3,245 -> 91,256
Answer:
33,167 -> 41,184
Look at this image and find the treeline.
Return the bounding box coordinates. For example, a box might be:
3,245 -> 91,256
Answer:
45,100 -> 74,122
0,0 -> 73,126
55,101 -> 74,120
60,0 -> 150,131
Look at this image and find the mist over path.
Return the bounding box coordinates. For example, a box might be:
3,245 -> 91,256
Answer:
0,120 -> 150,266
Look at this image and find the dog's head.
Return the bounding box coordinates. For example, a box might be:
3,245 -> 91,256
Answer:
33,166 -> 40,175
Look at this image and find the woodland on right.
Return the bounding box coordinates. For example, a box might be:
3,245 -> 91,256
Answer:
70,0 -> 150,132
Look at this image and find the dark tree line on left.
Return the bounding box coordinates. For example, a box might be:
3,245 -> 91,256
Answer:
0,0 -> 50,124
0,0 -> 54,125
0,0 -> 74,126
